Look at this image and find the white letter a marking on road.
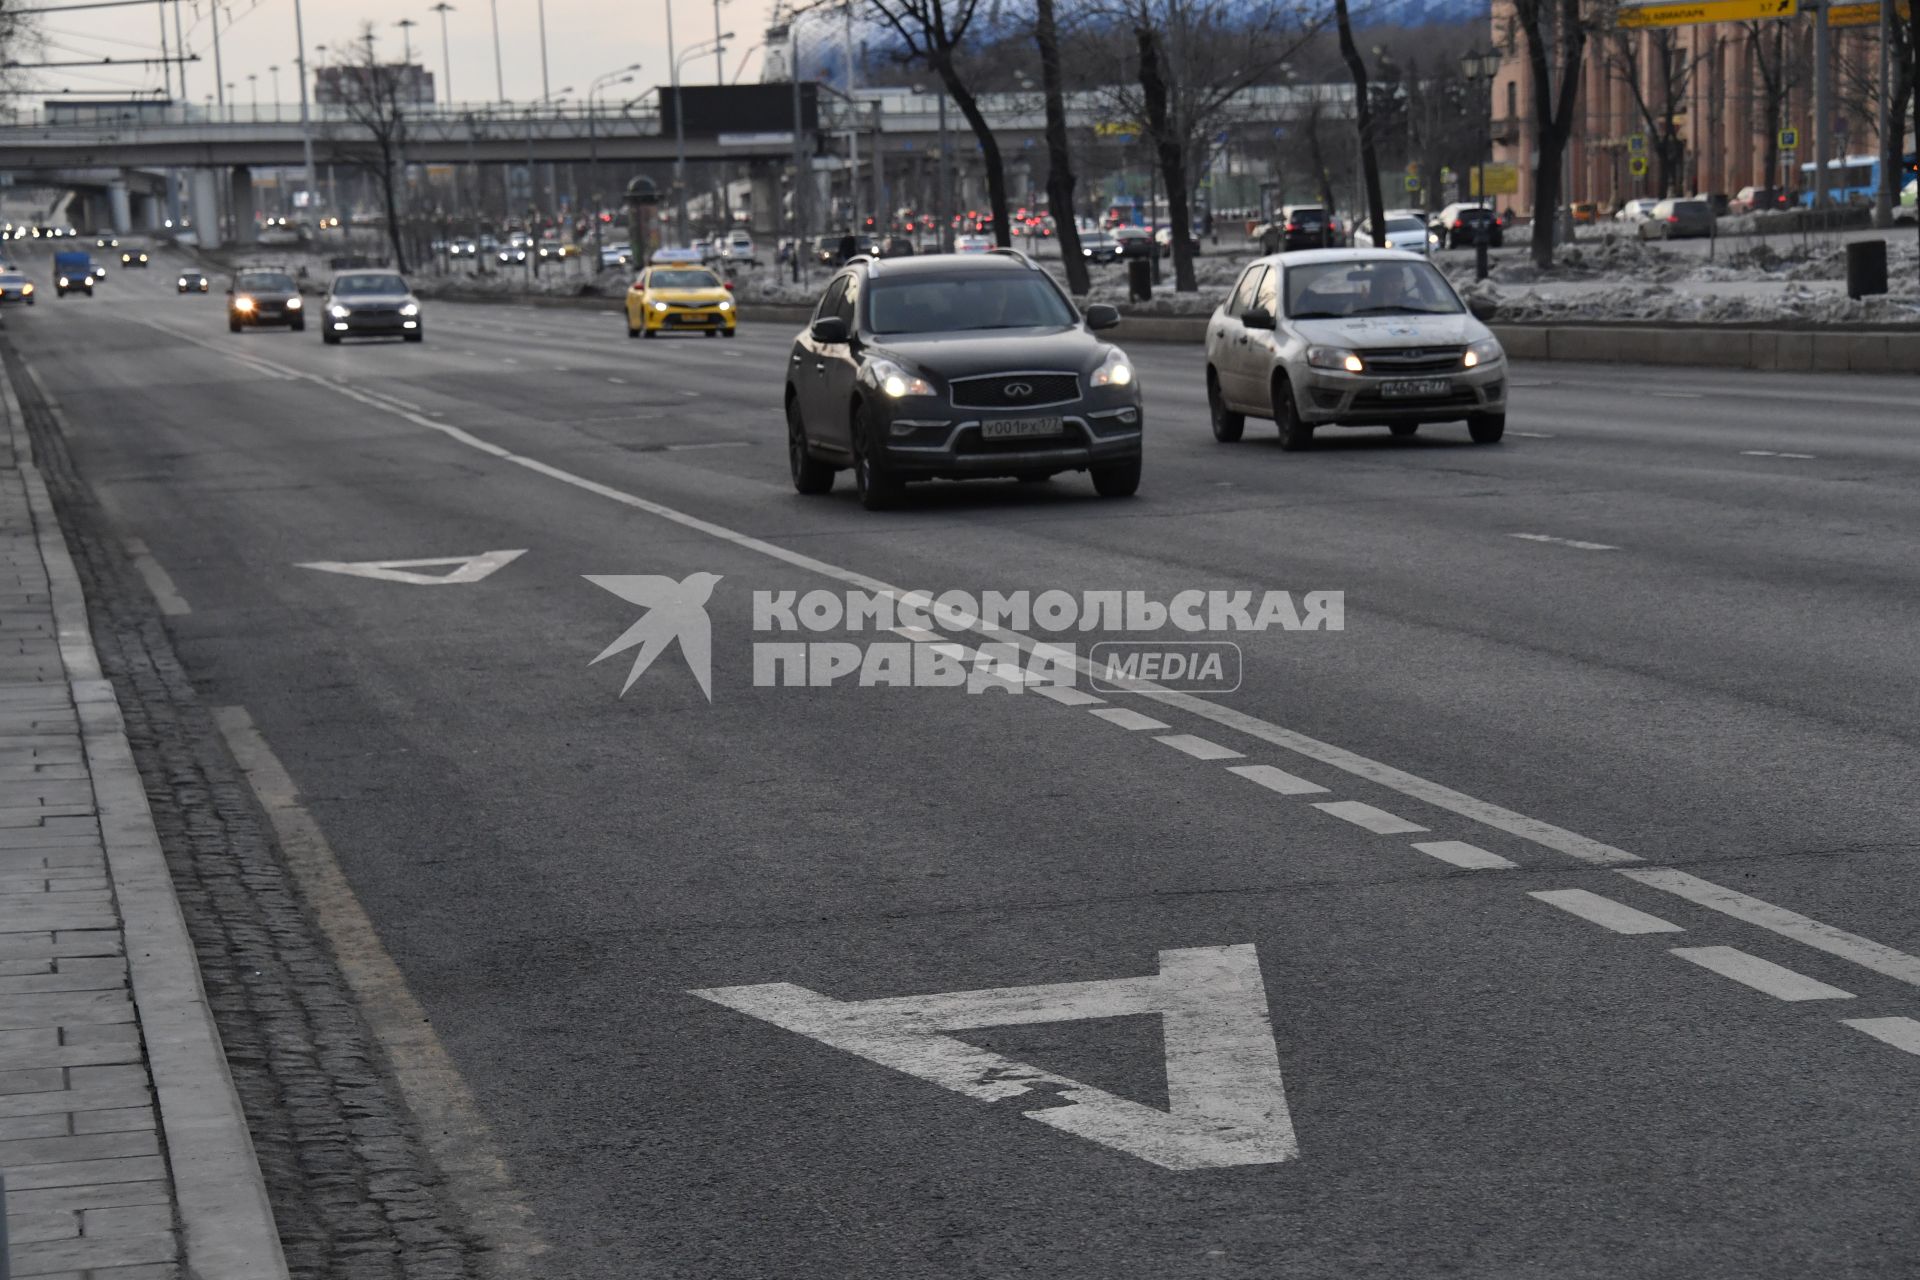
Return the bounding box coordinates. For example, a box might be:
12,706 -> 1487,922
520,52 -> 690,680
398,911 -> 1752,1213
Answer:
691,943 -> 1296,1170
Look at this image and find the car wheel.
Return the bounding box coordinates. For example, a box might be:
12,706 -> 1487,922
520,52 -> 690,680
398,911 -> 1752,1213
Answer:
1389,423 -> 1419,438
722,328 -> 737,338
1468,413 -> 1506,445
627,321 -> 640,338
787,396 -> 835,495
642,329 -> 657,339
1207,370 -> 1245,442
1274,376 -> 1314,452
322,331 -> 341,345
851,404 -> 903,511
229,319 -> 242,333
1090,457 -> 1142,498
291,319 -> 306,332
405,332 -> 424,343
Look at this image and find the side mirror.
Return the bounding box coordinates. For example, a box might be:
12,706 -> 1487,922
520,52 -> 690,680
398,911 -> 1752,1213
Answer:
1466,297 -> 1498,322
1084,303 -> 1121,331
1240,306 -> 1276,331
810,316 -> 849,344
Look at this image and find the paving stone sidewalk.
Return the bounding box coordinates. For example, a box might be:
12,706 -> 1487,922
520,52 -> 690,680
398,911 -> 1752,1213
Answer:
0,371 -> 284,1277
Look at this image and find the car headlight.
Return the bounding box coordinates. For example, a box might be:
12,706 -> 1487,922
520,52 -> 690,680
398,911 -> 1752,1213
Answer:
140,254 -> 148,262
329,305 -> 351,319
234,296 -> 255,312
716,299 -> 732,311
286,297 -> 302,310
21,283 -> 30,295
57,276 -> 68,287
400,302 -> 419,317
652,300 -> 668,312
177,277 -> 187,286
1307,345 -> 1365,373
1090,347 -> 1135,387
1463,337 -> 1504,369
867,358 -> 934,398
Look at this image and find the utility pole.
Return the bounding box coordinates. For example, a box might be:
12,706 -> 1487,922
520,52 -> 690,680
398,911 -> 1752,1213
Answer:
714,0 -> 729,82
1873,0 -> 1893,226
538,0 -> 551,102
1812,0 -> 1831,220
157,1 -> 171,99
174,0 -> 190,101
936,86 -> 950,251
432,3 -> 455,104
293,0 -> 319,224
670,0 -> 683,242
489,0 -> 506,101
843,1 -> 859,233
211,0 -> 227,118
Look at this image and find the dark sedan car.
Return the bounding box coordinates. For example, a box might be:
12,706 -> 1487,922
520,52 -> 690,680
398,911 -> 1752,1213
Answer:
322,271 -> 423,344
178,272 -> 209,293
784,251 -> 1142,509
228,270 -> 304,332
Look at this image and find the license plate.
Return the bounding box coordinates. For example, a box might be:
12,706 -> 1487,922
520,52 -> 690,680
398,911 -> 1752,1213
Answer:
1380,378 -> 1452,399
981,416 -> 1065,439
680,312 -> 710,323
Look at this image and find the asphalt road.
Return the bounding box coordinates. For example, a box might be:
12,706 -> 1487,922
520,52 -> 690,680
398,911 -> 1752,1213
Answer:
7,246 -> 1920,1279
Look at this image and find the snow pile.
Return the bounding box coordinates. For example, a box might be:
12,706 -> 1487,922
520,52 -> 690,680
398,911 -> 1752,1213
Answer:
1477,279 -> 1920,326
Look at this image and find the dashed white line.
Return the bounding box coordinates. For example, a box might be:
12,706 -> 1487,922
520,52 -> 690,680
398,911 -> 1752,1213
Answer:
124,538 -> 190,616
680,389 -> 701,397
1225,764 -> 1328,796
1411,840 -> 1516,871
1155,735 -> 1244,761
1530,889 -> 1682,935
1842,1016 -> 1920,1057
1619,867 -> 1920,990
1033,685 -> 1103,707
1513,432 -> 1555,439
1670,946 -> 1854,1002
1090,708 -> 1170,732
663,441 -> 750,451
608,376 -> 629,384
1509,533 -> 1619,552
1651,391 -> 1702,399
1740,450 -> 1816,459
1312,800 -> 1426,835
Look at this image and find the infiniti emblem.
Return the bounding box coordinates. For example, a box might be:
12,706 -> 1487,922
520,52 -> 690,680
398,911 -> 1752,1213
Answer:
1003,381 -> 1034,398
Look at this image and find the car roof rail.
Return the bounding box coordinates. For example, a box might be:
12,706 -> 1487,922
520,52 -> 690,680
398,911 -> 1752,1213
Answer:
845,253 -> 880,275
985,246 -> 1041,269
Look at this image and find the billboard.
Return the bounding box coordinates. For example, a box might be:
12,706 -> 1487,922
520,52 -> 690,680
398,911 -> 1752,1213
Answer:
658,83 -> 820,136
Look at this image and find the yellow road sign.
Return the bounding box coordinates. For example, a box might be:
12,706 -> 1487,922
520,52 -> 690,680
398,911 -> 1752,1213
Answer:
1778,127 -> 1799,149
1470,163 -> 1520,197
1619,0 -> 1794,27
1629,155 -> 1650,177
1827,0 -> 1908,24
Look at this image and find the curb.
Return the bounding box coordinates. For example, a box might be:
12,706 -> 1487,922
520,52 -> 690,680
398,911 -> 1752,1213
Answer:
0,357 -> 290,1279
419,289 -> 1920,369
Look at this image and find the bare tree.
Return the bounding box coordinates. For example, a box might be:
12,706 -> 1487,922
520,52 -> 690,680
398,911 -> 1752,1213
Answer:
1034,0 -> 1090,291
1511,0 -> 1589,267
322,24 -> 411,271
1105,0 -> 1318,291
1334,0 -> 1387,245
1602,29 -> 1699,198
865,0 -> 1013,246
0,6 -> 44,105
1741,19 -> 1804,204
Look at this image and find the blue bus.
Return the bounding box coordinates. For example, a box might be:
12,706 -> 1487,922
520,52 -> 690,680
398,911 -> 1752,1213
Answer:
1800,153 -> 1920,205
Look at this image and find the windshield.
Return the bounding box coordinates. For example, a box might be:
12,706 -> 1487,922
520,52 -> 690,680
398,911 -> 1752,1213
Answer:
333,274 -> 407,296
236,273 -> 296,292
1385,218 -> 1425,233
1285,259 -> 1463,319
866,273 -> 1078,334
650,270 -> 721,289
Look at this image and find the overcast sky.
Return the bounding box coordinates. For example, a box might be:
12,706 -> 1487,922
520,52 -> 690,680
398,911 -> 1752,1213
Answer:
32,0 -> 780,109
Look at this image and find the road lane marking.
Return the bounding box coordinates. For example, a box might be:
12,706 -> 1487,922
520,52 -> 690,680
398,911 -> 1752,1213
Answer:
1509,533 -> 1619,551
1513,432 -> 1555,439
1650,391 -> 1702,399
1090,708 -> 1168,731
607,376 -> 628,384
1619,868 -> 1920,991
130,327 -> 1656,869
214,707 -> 548,1271
1225,764 -> 1327,796
1033,685 -> 1104,706
691,944 -> 1296,1170
1530,889 -> 1683,934
1155,734 -> 1243,761
1842,1017 -> 1920,1057
1312,800 -> 1426,835
123,538 -> 190,616
1740,450 -> 1816,459
296,549 -> 526,586
1670,946 -> 1854,1002
1411,840 -> 1516,871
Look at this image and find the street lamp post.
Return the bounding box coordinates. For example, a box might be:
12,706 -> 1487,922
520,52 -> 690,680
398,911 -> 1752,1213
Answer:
674,33 -> 734,245
248,73 -> 257,117
588,66 -> 641,268
1459,49 -> 1501,282
430,3 -> 455,105
269,65 -> 280,121
489,0 -> 505,102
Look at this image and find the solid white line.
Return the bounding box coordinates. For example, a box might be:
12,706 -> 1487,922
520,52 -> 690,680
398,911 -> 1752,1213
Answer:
608,376 -> 628,384
1411,840 -> 1516,871
1842,1016 -> 1920,1057
1742,450 -> 1816,460
1513,431 -> 1555,438
1090,707 -> 1168,732
1509,533 -> 1619,552
1312,800 -> 1426,835
1670,946 -> 1854,1002
1155,734 -> 1244,761
1619,868 -> 1920,991
1530,889 -> 1682,935
147,330 -> 1652,870
1225,764 -> 1328,796
1651,392 -> 1702,399
123,538 -> 190,616
663,441 -> 750,451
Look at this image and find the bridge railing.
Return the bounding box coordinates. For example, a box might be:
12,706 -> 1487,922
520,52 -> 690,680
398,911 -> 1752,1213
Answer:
2,101 -> 666,134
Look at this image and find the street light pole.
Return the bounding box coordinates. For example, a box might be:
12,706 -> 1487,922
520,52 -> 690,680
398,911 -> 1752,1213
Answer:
588,67 -> 638,269
431,3 -> 455,104
293,1 -> 319,226
489,0 -> 506,101
672,34 -> 732,245
538,0 -> 552,103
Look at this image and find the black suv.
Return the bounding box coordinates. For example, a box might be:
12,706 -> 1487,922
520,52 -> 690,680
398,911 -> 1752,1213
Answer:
784,251 -> 1144,510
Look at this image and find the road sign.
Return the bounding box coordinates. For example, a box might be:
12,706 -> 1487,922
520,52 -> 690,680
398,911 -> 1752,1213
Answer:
1618,0 -> 1795,26
1628,133 -> 1647,154
1471,163 -> 1520,197
1404,174 -> 1421,192
692,943 -> 1297,1171
1778,127 -> 1799,150
1828,0 -> 1908,23
297,550 -> 527,586
1629,155 -> 1650,177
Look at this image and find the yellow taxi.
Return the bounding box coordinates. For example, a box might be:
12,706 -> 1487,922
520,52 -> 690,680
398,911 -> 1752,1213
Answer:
625,259 -> 736,339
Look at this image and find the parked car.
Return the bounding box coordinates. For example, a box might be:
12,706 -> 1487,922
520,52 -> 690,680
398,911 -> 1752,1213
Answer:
954,233 -> 994,254
1078,231 -> 1121,263
600,242 -> 633,269
1897,178 -> 1917,223
1614,198 -> 1662,224
1638,198 -> 1715,240
1730,186 -> 1788,214
722,231 -> 759,265
1153,226 -> 1201,258
1570,201 -> 1602,224
783,253 -> 1141,508
1111,226 -> 1155,259
1694,192 -> 1732,217
1204,248 -> 1508,451
1433,203 -> 1504,249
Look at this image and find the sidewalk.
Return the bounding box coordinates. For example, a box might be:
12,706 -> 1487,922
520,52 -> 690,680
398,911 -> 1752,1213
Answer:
0,360 -> 285,1277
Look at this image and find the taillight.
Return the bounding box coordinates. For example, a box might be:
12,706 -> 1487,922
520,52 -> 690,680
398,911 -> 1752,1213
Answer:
723,281 -> 734,292
1285,222 -> 1299,231
1453,219 -> 1464,228
1667,215 -> 1680,222
629,282 -> 644,292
